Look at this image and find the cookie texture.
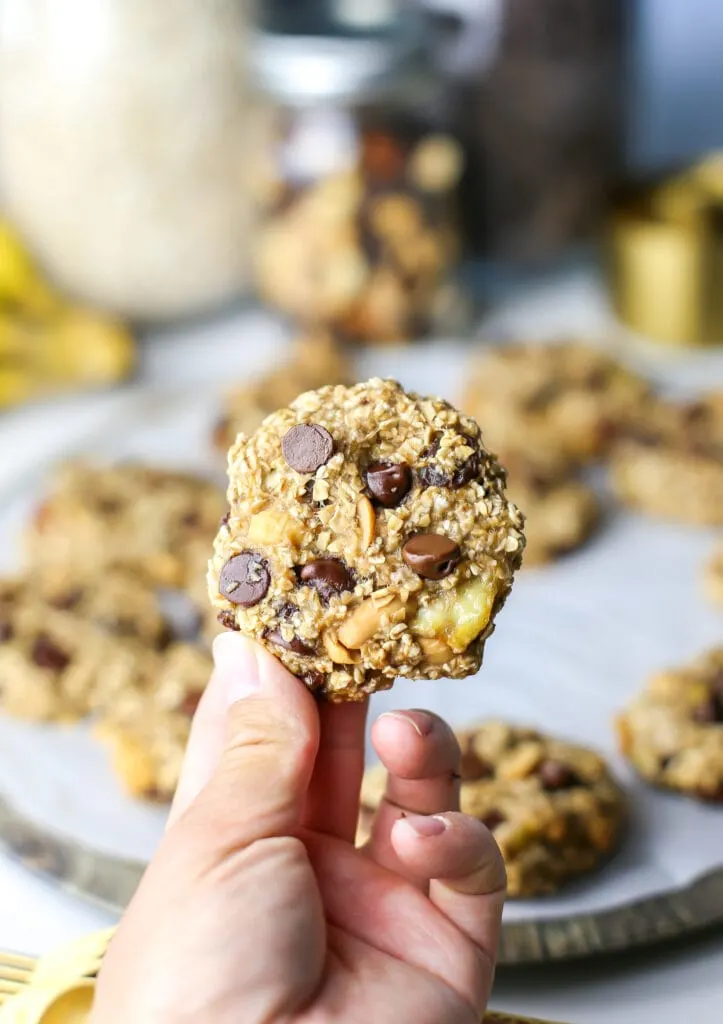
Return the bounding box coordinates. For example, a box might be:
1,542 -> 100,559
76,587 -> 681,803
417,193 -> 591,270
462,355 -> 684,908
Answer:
26,462 -> 225,587
462,341 -> 649,465
617,648 -> 723,802
96,644 -> 211,801
611,391 -> 723,526
213,332 -> 354,452
209,378 -> 525,701
500,449 -> 600,566
359,721 -> 624,897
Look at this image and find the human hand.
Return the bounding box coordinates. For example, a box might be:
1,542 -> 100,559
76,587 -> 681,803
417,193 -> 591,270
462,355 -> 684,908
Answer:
92,633 -> 506,1023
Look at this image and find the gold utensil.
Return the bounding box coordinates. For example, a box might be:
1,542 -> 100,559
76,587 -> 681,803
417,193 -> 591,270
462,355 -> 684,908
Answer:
0,979 -> 94,1023
0,952 -> 36,1006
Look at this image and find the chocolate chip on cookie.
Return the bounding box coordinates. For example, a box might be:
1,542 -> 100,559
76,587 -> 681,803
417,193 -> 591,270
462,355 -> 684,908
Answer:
282,424 -> 334,473
219,553 -> 271,607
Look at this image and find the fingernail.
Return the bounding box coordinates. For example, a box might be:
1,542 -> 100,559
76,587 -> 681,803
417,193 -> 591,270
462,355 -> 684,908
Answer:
378,710 -> 435,738
402,814 -> 449,838
212,633 -> 261,705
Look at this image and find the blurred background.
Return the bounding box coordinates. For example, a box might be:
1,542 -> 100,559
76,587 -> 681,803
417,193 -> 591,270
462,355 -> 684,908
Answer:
1,2 -> 723,1022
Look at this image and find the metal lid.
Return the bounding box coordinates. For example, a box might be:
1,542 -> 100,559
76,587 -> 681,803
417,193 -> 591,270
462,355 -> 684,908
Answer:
251,1 -> 436,105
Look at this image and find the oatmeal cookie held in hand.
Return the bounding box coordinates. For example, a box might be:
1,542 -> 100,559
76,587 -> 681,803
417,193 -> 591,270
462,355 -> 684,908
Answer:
208,379 -> 525,701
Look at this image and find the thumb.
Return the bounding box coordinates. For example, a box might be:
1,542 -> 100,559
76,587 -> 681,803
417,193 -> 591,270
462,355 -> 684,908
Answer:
168,634 -> 320,849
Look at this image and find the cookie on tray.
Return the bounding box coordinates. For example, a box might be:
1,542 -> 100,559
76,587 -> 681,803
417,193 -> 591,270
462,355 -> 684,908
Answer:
213,332 -> 354,452
209,378 -> 525,702
462,340 -> 650,465
611,391 -> 723,526
0,568 -> 171,649
617,648 -> 723,802
500,448 -> 600,566
96,643 -> 211,801
26,462 -> 226,587
0,602 -> 161,722
359,721 -> 625,897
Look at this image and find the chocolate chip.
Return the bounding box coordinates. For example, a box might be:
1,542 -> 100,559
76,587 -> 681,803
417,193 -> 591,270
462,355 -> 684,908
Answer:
282,423 -> 334,473
301,671 -> 326,693
217,610 -> 240,631
481,810 -> 506,832
692,694 -> 723,724
366,462 -> 412,507
460,750 -> 493,781
538,759 -> 580,791
31,634 -> 70,672
299,559 -> 354,602
48,589 -> 83,611
419,435 -> 481,490
219,553 -> 270,607
178,691 -> 203,717
696,784 -> 723,804
0,621 -> 13,643
402,534 -> 461,580
265,629 -> 315,656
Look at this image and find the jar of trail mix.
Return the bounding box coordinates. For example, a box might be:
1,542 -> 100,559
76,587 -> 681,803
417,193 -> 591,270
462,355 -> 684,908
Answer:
249,6 -> 467,345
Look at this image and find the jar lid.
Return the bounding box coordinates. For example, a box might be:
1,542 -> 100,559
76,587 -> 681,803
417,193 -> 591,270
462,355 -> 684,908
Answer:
251,1 -> 435,105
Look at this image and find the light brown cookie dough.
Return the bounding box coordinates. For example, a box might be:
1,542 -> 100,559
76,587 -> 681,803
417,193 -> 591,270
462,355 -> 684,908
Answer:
213,332 -> 355,452
462,341 -> 650,465
0,569 -> 170,649
209,378 -> 524,702
96,643 -> 211,801
617,648 -> 723,802
611,391 -> 723,526
500,449 -> 600,566
26,462 -> 226,587
704,542 -> 723,606
0,603 -> 158,722
359,721 -> 625,897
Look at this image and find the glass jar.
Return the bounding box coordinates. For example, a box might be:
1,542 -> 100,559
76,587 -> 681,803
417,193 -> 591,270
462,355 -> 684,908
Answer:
416,0 -> 625,262
249,7 -> 467,345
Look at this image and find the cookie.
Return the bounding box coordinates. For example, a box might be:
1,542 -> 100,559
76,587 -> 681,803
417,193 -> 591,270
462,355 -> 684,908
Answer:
27,462 -> 226,587
96,644 -> 211,801
500,449 -> 600,566
0,603 -> 159,722
0,568 -> 170,649
462,341 -> 650,465
611,391 -> 723,525
209,378 -> 524,702
213,332 -> 354,452
617,648 -> 723,802
704,542 -> 723,606
359,721 -> 625,897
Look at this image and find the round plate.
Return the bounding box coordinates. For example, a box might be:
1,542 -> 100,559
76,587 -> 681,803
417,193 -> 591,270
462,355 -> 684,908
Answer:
2,793 -> 723,965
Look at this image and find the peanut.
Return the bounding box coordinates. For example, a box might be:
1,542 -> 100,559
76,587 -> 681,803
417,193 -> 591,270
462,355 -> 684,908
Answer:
418,637 -> 453,666
323,630 -> 360,665
248,509 -> 302,547
337,591 -> 407,649
497,742 -> 544,781
357,495 -> 376,550
412,577 -> 498,652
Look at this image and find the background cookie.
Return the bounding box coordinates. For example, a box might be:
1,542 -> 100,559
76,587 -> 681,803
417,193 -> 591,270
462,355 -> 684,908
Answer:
462,340 -> 650,466
359,720 -> 625,897
611,391 -> 723,526
26,462 -> 225,588
209,378 -> 524,701
617,647 -> 723,802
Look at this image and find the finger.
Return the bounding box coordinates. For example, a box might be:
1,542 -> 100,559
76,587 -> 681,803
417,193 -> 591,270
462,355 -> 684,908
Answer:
392,811 -> 506,984
363,710 -> 461,885
302,699 -> 368,842
170,634 -> 320,850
